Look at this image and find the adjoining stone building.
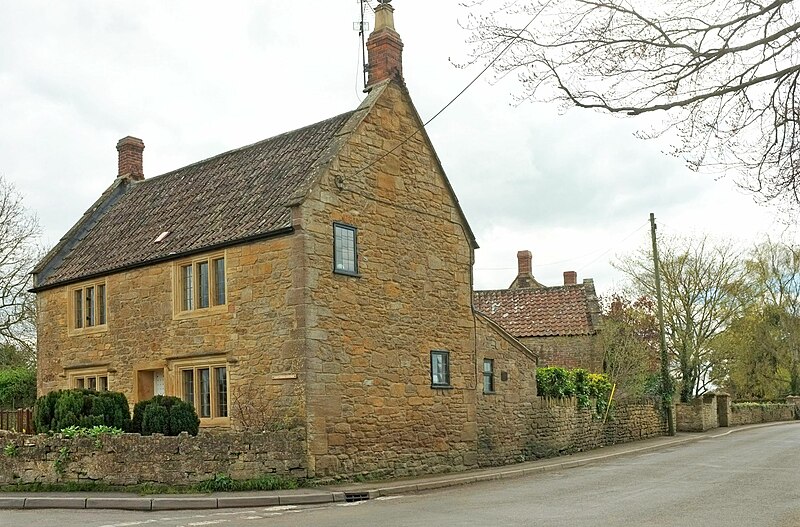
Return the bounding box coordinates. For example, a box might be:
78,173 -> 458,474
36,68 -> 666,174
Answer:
474,250 -> 603,372
32,3 -> 538,478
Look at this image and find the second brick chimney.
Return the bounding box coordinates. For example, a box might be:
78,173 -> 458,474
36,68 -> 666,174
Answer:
563,271 -> 578,285
117,136 -> 145,181
509,250 -> 545,290
365,0 -> 404,90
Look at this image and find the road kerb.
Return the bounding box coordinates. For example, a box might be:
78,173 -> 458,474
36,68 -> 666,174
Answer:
23,497 -> 87,509
86,497 -> 152,511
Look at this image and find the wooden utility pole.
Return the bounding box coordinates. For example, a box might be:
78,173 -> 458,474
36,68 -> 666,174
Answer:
650,213 -> 675,436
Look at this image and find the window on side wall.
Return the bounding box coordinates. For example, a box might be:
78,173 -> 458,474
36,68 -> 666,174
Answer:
483,359 -> 495,394
70,280 -> 107,332
333,223 -> 358,276
175,253 -> 226,314
430,350 -> 451,388
179,365 -> 229,420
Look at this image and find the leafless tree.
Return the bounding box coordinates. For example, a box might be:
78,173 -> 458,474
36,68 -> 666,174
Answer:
463,0 -> 800,210
615,235 -> 745,402
0,177 -> 40,365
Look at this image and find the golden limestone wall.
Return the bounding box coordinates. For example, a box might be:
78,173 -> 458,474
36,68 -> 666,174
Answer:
36,235 -> 307,430
474,315 -> 539,467
299,82 -> 479,478
520,334 -> 603,372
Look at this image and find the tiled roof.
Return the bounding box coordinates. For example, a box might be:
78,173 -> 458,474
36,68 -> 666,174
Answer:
473,285 -> 596,337
34,111 -> 357,289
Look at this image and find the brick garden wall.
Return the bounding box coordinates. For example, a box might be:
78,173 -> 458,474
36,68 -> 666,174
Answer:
0,429 -> 306,486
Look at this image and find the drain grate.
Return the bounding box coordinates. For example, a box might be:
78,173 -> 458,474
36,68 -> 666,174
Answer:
344,492 -> 371,503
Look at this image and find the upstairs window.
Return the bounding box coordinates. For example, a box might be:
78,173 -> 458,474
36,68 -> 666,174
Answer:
333,223 -> 358,276
71,281 -> 107,331
176,254 -> 226,314
431,350 -> 451,388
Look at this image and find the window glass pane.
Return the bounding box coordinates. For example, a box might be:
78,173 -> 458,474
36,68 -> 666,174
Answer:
199,368 -> 211,418
74,290 -> 83,328
85,286 -> 95,326
87,376 -> 97,390
99,376 -> 108,391
181,265 -> 193,310
182,370 -> 195,408
213,258 -> 226,306
483,360 -> 494,393
334,224 -> 357,273
215,367 -> 228,418
97,284 -> 106,325
431,351 -> 449,386
197,261 -> 209,309
76,377 -> 85,389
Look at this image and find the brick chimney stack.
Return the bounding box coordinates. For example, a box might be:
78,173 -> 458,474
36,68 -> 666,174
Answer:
365,0 -> 404,90
116,136 -> 145,181
518,250 -> 532,275
509,250 -> 544,289
563,271 -> 578,285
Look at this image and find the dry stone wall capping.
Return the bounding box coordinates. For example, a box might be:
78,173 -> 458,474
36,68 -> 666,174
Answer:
0,429 -> 306,487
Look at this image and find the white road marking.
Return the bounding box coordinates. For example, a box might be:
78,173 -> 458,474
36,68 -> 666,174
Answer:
375,496 -> 403,501
186,521 -> 229,526
337,501 -> 367,507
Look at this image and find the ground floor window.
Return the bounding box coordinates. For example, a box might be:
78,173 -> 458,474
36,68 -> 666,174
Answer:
431,350 -> 451,388
179,365 -> 228,419
69,370 -> 109,391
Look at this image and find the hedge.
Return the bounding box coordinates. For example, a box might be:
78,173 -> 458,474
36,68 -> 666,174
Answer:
0,367 -> 36,409
33,389 -> 131,433
131,395 -> 200,436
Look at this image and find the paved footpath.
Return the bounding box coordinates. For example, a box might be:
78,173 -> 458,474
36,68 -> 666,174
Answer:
1,422 -> 795,511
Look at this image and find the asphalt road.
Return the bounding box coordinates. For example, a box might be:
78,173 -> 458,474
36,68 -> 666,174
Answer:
3,424 -> 800,527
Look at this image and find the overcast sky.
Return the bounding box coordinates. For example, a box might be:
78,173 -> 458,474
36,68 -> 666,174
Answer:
1,1 -> 795,296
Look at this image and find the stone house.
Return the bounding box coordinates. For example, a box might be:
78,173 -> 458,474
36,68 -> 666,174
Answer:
32,3 -> 538,477
474,250 -> 603,372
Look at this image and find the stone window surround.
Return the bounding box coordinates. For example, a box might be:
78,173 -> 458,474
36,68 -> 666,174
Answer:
67,366 -> 110,392
333,222 -> 359,277
67,279 -> 108,336
171,356 -> 230,427
172,251 -> 227,319
430,350 -> 451,388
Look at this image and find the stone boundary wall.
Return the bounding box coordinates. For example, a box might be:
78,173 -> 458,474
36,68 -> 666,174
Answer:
478,397 -> 666,467
0,428 -> 306,486
676,393 -> 719,432
730,403 -> 797,426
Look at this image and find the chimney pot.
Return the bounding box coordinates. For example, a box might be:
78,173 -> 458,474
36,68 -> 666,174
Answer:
564,271 -> 578,285
116,136 -> 145,181
365,1 -> 404,89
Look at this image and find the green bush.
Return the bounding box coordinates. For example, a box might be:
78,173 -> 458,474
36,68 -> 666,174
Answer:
0,367 -> 36,409
536,367 -> 613,416
33,389 -> 131,433
536,367 -> 576,398
131,396 -> 199,436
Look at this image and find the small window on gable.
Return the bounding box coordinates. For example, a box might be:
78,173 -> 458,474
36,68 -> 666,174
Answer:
175,253 -> 226,314
483,359 -> 495,394
70,280 -> 108,332
333,223 -> 358,276
431,350 -> 451,388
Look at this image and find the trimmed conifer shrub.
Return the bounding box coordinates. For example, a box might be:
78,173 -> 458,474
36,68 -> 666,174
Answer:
33,389 -> 131,433
131,395 -> 199,436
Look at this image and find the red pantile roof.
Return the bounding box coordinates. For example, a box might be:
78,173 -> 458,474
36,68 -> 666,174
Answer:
473,284 -> 597,337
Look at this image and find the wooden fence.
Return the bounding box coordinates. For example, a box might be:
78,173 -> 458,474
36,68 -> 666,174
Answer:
0,408 -> 33,434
